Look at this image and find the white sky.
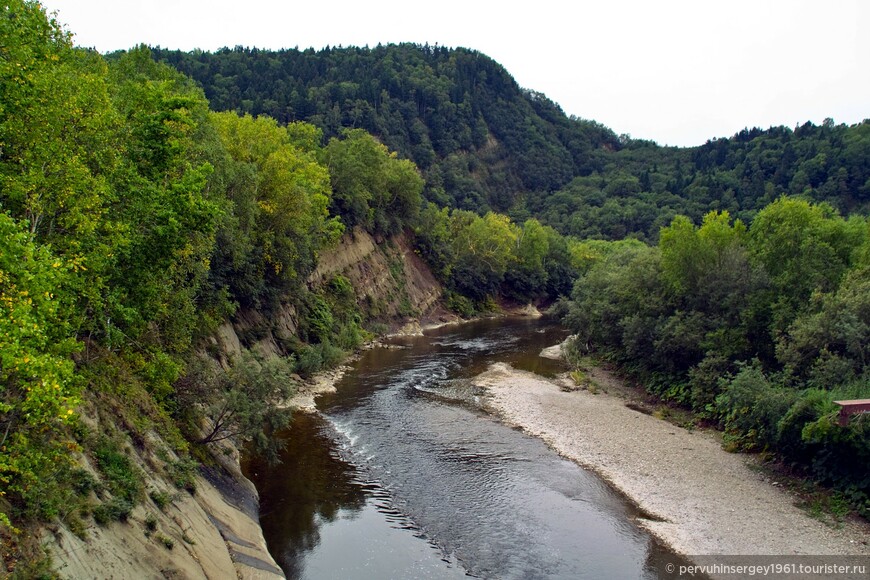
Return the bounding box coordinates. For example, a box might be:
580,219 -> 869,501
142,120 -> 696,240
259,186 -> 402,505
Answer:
42,0 -> 869,147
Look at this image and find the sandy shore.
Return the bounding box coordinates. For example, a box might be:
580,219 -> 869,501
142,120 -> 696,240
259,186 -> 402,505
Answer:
476,361 -> 870,557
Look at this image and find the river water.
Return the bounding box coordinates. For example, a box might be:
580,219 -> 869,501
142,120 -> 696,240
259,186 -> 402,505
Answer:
245,317 -> 691,579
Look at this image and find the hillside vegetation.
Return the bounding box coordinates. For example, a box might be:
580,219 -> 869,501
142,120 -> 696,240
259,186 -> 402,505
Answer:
1,2 -> 869,574
153,45 -> 870,239
152,44 -> 870,515
562,203 -> 870,515
151,44 -> 621,212
0,5 -> 579,572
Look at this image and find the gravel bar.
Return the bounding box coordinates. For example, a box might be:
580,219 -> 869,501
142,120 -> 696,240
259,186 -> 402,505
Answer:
475,362 -> 870,558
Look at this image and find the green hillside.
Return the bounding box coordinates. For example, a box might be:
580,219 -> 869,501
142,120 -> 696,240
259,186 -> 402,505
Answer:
152,45 -> 870,240
150,44 -> 620,212
2,3 -> 869,572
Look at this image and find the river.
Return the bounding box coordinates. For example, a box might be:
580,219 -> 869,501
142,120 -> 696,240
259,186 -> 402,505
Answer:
245,317 -> 692,579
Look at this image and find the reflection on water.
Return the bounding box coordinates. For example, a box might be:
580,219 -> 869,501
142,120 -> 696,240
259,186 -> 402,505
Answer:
245,316 -> 699,579
246,412 -> 463,579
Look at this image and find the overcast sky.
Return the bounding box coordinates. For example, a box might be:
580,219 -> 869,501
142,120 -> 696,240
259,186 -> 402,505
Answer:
43,0 -> 869,147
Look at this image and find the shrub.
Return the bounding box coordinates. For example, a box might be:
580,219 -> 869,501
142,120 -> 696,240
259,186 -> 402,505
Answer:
157,533 -> 174,549
716,363 -> 798,451
166,459 -> 198,494
294,345 -> 323,378
445,291 -> 475,318
149,490 -> 172,509
93,437 -> 144,506
69,468 -> 98,498
92,497 -> 134,524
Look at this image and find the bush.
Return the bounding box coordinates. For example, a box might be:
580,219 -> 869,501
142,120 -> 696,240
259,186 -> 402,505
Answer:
775,389 -> 835,463
165,458 -> 198,494
445,291 -> 475,318
301,293 -> 334,344
69,468 -> 98,498
688,354 -> 731,416
716,363 -> 798,451
149,490 -> 172,510
335,322 -> 365,351
294,345 -> 323,378
157,533 -> 174,549
93,437 -> 144,506
92,497 -> 134,524
318,340 -> 345,369
801,403 -> 870,511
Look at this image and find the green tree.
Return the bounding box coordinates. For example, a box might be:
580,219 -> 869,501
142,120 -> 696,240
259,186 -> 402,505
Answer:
174,353 -> 297,460
777,264 -> 870,382
103,47 -> 223,354
324,128 -> 423,235
210,112 -> 342,307
748,197 -> 865,331
0,213 -> 79,522
504,218 -> 550,301
449,211 -> 519,300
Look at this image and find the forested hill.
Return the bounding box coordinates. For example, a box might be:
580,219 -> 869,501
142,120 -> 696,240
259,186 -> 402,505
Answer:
152,45 -> 870,240
150,44 -> 621,211
532,122 -> 870,241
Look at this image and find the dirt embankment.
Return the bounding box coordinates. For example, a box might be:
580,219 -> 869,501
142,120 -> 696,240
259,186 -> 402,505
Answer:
46,435 -> 284,579
476,361 -> 870,558
46,228 -> 451,579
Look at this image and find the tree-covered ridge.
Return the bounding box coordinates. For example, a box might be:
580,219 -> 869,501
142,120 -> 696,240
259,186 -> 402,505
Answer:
151,46 -> 869,244
533,121 -> 870,242
150,44 -> 620,212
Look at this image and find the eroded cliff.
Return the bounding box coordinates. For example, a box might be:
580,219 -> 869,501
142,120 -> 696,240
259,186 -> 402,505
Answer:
43,228 -> 445,579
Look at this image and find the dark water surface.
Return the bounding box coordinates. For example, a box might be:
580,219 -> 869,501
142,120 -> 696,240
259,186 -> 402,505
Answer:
245,317 -> 690,579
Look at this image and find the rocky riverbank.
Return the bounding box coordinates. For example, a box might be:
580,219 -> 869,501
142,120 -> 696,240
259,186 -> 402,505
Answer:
476,361 -> 870,558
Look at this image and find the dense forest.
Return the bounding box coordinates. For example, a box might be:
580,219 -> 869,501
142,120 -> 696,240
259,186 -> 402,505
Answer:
562,202 -> 869,512
0,4 -> 577,568
150,45 -> 621,212
1,1 -> 869,573
153,45 -> 870,241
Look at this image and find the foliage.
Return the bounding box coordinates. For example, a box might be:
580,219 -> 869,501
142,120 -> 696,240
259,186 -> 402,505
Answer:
89,435 -> 144,524
102,47 -> 223,354
208,111 -> 342,308
0,214 -> 79,521
174,353 -> 297,458
415,203 -> 577,305
152,44 -> 619,212
564,199 -> 870,502
0,2 -> 355,537
531,122 -> 870,243
152,45 -> 869,244
324,128 -> 423,235
748,197 -> 865,330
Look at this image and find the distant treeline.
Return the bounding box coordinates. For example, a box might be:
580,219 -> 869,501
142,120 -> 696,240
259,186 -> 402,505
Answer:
534,122 -> 870,242
150,44 -> 620,212
152,45 -> 870,242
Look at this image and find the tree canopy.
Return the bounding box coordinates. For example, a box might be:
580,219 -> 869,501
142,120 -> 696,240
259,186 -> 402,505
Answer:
563,201 -> 870,511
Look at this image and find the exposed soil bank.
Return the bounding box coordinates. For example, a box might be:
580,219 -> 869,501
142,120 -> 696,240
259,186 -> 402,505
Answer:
476,362 -> 870,558
46,437 -> 284,580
